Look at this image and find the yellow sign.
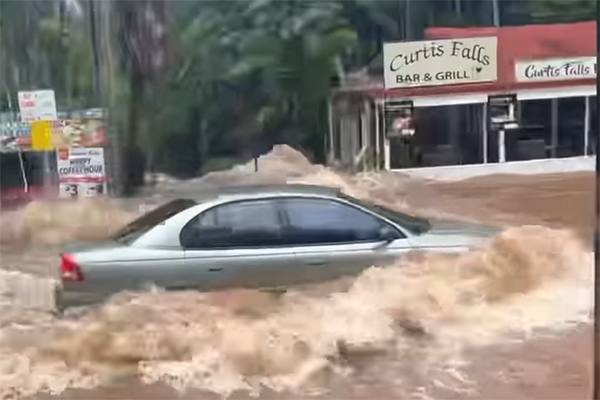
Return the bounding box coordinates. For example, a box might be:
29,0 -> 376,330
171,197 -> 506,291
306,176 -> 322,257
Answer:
30,120 -> 53,150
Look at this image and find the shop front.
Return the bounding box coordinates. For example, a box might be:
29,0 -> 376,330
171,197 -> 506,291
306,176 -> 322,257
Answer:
329,20 -> 597,172
0,112 -> 110,208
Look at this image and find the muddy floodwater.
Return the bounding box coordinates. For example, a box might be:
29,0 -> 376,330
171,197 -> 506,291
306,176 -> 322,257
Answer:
0,146 -> 594,400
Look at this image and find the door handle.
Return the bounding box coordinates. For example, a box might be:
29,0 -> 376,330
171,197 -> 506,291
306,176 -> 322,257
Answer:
208,267 -> 223,272
305,260 -> 327,266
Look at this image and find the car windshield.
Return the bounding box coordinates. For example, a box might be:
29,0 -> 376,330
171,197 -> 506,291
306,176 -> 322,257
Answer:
112,198 -> 197,245
339,193 -> 432,235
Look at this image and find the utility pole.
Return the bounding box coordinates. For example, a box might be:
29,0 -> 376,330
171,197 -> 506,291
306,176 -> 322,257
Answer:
492,0 -> 500,27
59,0 -> 71,114
88,0 -> 102,107
97,0 -> 121,196
593,3 -> 600,400
405,0 -> 411,40
455,0 -> 462,20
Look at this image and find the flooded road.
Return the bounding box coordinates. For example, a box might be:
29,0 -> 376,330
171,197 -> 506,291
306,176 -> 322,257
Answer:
0,147 -> 594,400
432,172 -> 594,239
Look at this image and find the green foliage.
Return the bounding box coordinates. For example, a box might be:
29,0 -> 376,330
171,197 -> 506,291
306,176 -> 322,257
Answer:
531,0 -> 597,22
2,0 -> 596,177
144,0 -> 358,173
0,0 -> 94,110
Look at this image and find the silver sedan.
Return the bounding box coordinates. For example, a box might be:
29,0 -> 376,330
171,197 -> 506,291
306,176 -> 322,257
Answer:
54,184 -> 500,311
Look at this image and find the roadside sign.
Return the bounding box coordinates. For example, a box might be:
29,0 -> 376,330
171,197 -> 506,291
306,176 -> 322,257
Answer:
56,147 -> 108,198
30,120 -> 53,150
488,94 -> 518,131
385,100 -> 415,137
17,90 -> 58,122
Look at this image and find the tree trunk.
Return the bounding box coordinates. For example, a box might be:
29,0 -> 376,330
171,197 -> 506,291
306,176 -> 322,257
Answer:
122,69 -> 146,195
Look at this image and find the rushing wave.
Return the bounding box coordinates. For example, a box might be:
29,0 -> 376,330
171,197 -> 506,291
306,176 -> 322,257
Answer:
0,145 -> 593,400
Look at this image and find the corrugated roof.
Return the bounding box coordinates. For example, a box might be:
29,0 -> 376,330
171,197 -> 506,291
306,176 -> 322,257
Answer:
427,20 -> 595,83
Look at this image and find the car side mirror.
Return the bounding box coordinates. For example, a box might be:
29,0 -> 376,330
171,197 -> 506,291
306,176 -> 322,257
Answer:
378,226 -> 398,243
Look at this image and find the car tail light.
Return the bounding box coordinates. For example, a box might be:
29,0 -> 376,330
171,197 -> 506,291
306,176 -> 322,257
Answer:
60,254 -> 84,282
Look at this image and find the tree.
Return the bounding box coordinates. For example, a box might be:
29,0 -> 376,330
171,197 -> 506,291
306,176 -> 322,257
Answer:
113,0 -> 171,193
219,0 -> 358,161
530,0 -> 596,23
0,0 -> 93,111
144,0 -> 357,174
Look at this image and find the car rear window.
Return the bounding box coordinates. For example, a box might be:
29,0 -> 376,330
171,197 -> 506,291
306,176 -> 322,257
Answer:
112,198 -> 197,245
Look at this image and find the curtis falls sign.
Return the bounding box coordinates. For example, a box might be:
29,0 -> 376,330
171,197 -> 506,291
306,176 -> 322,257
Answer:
515,57 -> 596,83
383,36 -> 498,89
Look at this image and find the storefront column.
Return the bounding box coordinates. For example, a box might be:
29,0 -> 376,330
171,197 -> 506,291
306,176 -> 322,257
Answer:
361,97 -> 370,170
585,96 -> 591,156
498,129 -> 506,163
382,100 -> 391,170
374,99 -> 381,170
551,98 -> 559,158
384,138 -> 391,170
327,97 -> 335,163
482,103 -> 488,164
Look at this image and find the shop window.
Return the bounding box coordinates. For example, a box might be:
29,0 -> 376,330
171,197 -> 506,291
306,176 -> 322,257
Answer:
517,97 -> 587,161
557,97 -> 585,158
393,104 -> 482,169
513,99 -> 551,161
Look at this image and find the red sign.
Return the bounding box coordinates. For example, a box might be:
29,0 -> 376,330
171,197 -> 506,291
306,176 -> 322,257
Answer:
58,148 -> 69,160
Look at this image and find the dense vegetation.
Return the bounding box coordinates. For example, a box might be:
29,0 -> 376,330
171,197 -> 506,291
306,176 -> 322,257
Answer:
0,0 -> 596,192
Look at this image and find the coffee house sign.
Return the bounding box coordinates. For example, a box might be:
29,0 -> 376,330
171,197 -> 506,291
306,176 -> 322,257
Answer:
515,57 -> 596,83
383,36 -> 498,89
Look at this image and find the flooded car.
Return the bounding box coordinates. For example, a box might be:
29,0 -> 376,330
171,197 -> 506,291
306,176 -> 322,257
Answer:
54,184 -> 500,312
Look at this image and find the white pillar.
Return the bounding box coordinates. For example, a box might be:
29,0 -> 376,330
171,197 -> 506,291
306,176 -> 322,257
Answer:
482,102 -> 488,164
374,100 -> 381,170
498,129 -> 506,163
382,100 -> 391,170
362,98 -> 371,170
584,96 -> 590,156
384,138 -> 391,170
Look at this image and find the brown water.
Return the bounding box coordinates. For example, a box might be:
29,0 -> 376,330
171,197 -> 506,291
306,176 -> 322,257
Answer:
0,146 -> 594,400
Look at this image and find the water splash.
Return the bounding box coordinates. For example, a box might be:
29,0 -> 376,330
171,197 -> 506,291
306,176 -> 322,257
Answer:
0,145 -> 592,399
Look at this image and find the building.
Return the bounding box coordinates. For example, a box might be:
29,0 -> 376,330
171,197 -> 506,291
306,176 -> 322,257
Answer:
328,20 -> 596,172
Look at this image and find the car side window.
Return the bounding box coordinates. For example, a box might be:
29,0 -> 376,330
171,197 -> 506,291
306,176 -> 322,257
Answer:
181,199 -> 283,249
281,198 -> 403,245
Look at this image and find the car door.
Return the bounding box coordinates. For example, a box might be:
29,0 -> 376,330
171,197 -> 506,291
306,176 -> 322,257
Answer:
180,198 -> 300,291
278,197 -> 414,284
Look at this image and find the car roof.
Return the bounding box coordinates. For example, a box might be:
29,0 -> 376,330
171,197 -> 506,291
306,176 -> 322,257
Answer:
190,184 -> 342,202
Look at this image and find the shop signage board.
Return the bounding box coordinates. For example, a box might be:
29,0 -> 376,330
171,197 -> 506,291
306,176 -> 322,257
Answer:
30,120 -> 53,150
17,90 -> 58,122
0,118 -> 108,150
515,57 -> 596,82
488,94 -> 518,131
56,147 -> 107,198
385,101 -> 415,137
383,36 -> 498,89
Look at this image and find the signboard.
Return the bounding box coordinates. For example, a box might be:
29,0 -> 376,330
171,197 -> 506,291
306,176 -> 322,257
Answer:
56,147 -> 107,198
385,101 -> 415,137
383,36 -> 498,89
30,120 -> 53,150
0,118 -> 108,152
17,90 -> 58,122
488,94 -> 518,131
52,118 -> 108,148
515,57 -> 596,83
